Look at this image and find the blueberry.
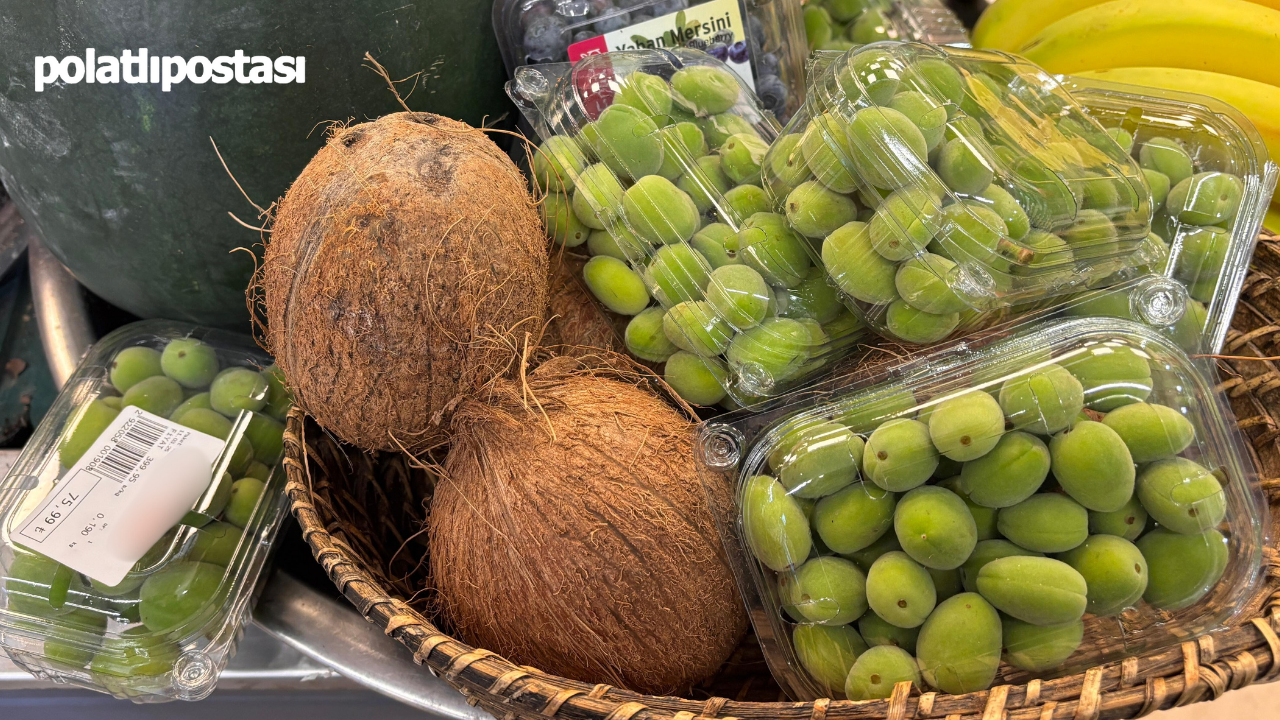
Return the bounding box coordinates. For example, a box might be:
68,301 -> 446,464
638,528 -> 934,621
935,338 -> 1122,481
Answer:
594,10 -> 630,32
728,41 -> 749,64
573,30 -> 595,42
755,74 -> 788,114
523,15 -> 569,61
756,52 -> 780,78
708,45 -> 729,61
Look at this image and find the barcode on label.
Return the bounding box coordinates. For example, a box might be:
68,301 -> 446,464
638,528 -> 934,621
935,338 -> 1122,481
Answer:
89,414 -> 166,483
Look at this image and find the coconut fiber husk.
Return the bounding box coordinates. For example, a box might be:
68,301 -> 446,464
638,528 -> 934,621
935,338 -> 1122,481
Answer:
542,250 -> 621,356
430,354 -> 747,695
286,235 -> 1280,720
260,112 -> 547,453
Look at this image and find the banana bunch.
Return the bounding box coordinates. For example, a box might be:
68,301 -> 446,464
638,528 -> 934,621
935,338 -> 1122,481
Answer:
974,0 -> 1280,230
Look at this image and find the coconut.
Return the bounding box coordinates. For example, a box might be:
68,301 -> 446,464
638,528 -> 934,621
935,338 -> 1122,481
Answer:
262,112 -> 547,451
430,356 -> 746,694
543,252 -> 619,355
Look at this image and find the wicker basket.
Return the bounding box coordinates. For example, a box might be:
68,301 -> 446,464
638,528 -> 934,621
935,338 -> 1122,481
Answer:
284,234 -> 1280,720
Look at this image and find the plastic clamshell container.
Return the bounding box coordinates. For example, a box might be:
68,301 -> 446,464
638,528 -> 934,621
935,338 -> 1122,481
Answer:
1058,75 -> 1279,354
510,48 -> 867,406
493,0 -> 807,120
0,320 -> 291,702
765,42 -> 1152,346
696,317 -> 1264,701
806,0 -> 968,51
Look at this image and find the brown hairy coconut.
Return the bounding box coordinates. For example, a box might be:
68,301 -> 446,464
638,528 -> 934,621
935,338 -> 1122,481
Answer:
430,356 -> 747,694
543,252 -> 619,355
261,112 -> 547,451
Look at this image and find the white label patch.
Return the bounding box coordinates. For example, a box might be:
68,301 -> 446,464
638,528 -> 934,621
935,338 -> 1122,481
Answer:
15,406 -> 225,585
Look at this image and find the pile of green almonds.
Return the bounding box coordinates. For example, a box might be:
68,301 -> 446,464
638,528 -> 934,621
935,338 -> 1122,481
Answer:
531,63 -> 864,407
763,45 -> 1149,345
741,340 -> 1230,699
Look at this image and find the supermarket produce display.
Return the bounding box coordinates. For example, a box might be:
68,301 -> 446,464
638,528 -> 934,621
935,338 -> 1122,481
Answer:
6,0 -> 1280,714
0,322 -> 292,701
706,318 -> 1263,700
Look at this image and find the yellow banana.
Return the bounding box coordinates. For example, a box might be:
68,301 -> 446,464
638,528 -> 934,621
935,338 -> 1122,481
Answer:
973,0 -> 1280,52
1020,0 -> 1280,89
1071,68 -> 1280,171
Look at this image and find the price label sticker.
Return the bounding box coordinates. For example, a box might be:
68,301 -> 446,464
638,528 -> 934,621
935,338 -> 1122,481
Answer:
15,406 -> 226,586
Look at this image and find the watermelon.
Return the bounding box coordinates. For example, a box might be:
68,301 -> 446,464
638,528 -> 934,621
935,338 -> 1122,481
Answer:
0,2 -> 509,328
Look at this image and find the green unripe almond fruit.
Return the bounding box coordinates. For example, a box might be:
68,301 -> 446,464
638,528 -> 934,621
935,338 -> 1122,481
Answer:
785,181 -> 859,239
1136,457 -> 1226,535
777,422 -> 865,499
1088,495 -> 1148,541
813,481 -> 895,554
895,253 -> 966,315
792,624 -> 867,698
787,556 -> 868,626
122,375 -> 185,418
824,220 -> 899,305
935,476 -> 999,542
1002,617 -> 1084,672
1102,402 -> 1196,463
725,317 -> 813,386
737,212 -> 812,289
571,163 -> 624,230
998,363 -> 1085,436
592,103 -> 664,181
671,65 -> 741,115
531,135 -> 589,194
741,474 -> 812,571
976,556 -> 1088,625
959,431 -> 1050,508
1049,421 -> 1135,512
1060,534 -> 1148,616
623,175 -> 700,246
894,485 -> 977,570
160,338 -> 220,389
845,645 -> 921,700
706,264 -> 771,330
109,346 -> 163,393
625,307 -> 678,362
916,593 -> 1002,695
583,256 -> 651,316
928,391 -> 1004,462
961,539 -> 1042,594
59,399 -> 121,467
858,612 -> 920,654
866,551 -> 937,629
997,493 -> 1089,554
1063,344 -> 1152,412
645,243 -> 711,306
719,132 -> 770,186
1139,528 -> 1229,610
863,418 -> 938,492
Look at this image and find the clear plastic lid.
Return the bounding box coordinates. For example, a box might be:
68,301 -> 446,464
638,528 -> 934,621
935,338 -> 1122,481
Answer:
0,320 -> 292,702
804,0 -> 968,53
492,0 -> 807,120
696,317 -> 1265,700
510,48 -> 866,407
764,43 -> 1152,345
1059,75 -> 1279,354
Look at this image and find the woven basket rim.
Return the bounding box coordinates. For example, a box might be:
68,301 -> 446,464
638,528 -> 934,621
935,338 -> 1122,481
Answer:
284,235 -> 1280,720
